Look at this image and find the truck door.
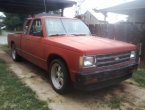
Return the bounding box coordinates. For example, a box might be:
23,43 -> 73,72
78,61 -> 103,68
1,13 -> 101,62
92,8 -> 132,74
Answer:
21,19 -> 32,55
26,19 -> 45,65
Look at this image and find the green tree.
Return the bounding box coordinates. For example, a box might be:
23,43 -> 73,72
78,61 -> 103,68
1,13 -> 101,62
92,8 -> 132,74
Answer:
3,13 -> 26,31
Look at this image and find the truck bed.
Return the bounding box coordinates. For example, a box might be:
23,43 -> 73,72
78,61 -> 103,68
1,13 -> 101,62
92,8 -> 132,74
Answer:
7,32 -> 23,48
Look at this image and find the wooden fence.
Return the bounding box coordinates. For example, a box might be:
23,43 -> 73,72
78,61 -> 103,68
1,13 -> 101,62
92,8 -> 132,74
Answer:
88,22 -> 145,66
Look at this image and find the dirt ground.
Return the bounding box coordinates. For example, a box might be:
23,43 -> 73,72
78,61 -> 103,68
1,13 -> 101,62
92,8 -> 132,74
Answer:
0,46 -> 145,110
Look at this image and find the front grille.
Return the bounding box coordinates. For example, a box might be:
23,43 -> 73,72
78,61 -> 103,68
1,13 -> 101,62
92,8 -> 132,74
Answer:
96,52 -> 131,67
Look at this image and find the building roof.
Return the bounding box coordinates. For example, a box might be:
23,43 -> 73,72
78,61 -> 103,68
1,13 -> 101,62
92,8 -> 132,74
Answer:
0,0 -> 76,14
85,10 -> 104,21
98,0 -> 145,15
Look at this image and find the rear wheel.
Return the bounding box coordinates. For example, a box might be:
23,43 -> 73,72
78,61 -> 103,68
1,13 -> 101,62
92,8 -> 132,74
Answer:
11,44 -> 21,61
49,59 -> 70,94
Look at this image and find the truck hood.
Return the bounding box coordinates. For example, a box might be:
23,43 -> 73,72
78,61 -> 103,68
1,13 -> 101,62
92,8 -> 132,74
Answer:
46,36 -> 136,55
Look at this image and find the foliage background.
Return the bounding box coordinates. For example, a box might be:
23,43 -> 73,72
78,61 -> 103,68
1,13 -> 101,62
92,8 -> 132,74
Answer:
3,13 -> 27,31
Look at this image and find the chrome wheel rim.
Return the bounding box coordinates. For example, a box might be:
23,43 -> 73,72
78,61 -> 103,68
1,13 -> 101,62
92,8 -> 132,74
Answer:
12,47 -> 16,60
51,63 -> 64,90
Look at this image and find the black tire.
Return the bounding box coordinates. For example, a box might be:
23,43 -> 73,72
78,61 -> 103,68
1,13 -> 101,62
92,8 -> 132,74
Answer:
49,59 -> 71,94
11,44 -> 21,61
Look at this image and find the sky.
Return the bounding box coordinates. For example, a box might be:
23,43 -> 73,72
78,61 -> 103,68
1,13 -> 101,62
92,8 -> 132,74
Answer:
64,0 -> 134,17
0,12 -> 5,17
64,0 -> 135,23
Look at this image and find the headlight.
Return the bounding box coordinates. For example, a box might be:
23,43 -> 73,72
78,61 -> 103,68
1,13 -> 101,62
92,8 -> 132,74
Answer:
130,51 -> 136,59
80,56 -> 96,68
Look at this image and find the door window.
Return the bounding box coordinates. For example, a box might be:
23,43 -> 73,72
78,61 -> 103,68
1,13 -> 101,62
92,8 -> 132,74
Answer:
29,19 -> 43,37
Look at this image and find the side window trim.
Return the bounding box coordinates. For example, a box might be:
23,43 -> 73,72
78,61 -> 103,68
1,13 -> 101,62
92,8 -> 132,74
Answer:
29,19 -> 43,37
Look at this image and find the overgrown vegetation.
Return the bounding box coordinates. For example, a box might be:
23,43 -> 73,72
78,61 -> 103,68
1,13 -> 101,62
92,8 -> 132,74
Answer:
0,59 -> 49,110
133,69 -> 145,87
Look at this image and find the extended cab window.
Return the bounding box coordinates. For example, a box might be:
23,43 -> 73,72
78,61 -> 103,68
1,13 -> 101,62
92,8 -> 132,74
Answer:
29,19 -> 42,37
24,19 -> 32,34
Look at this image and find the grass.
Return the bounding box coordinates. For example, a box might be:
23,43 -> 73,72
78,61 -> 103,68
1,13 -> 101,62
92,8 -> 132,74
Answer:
132,69 -> 145,87
101,95 -> 126,109
0,59 -> 50,110
99,93 -> 136,109
106,97 -> 123,109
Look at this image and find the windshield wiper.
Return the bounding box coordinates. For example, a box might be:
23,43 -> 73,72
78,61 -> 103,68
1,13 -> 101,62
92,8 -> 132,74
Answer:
49,34 -> 67,37
70,34 -> 88,36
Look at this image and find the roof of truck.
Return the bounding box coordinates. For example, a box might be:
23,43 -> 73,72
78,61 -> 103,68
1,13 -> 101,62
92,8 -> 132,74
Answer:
27,16 -> 77,20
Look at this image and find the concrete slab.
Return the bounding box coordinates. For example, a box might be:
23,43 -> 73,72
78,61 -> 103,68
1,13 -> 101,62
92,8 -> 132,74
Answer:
0,36 -> 7,45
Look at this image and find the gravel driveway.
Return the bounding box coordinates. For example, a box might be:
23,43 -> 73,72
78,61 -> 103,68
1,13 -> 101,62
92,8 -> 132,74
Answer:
0,46 -> 145,110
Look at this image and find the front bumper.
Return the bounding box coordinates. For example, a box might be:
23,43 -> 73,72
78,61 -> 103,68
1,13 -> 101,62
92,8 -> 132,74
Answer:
75,64 -> 138,91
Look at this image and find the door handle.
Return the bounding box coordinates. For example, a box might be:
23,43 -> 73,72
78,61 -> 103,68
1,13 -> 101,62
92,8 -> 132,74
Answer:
26,38 -> 30,40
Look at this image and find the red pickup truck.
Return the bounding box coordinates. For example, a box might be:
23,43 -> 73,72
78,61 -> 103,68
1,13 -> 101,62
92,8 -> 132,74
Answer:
8,16 -> 138,94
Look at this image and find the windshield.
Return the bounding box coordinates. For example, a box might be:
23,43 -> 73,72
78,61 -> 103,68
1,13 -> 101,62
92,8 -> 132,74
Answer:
45,18 -> 91,36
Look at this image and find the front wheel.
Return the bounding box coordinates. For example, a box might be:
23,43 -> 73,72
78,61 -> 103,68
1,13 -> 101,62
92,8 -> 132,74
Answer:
49,59 -> 70,94
11,44 -> 21,61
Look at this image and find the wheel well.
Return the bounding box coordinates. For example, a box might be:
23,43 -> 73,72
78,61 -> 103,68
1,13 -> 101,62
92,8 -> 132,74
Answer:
48,54 -> 70,73
48,54 -> 68,68
11,41 -> 14,47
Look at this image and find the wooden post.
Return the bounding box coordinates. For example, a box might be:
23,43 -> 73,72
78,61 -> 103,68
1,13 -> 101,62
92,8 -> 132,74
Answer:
103,12 -> 107,37
61,8 -> 64,16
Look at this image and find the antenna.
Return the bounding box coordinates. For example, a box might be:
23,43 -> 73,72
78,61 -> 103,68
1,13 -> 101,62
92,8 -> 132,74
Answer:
43,0 -> 47,12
